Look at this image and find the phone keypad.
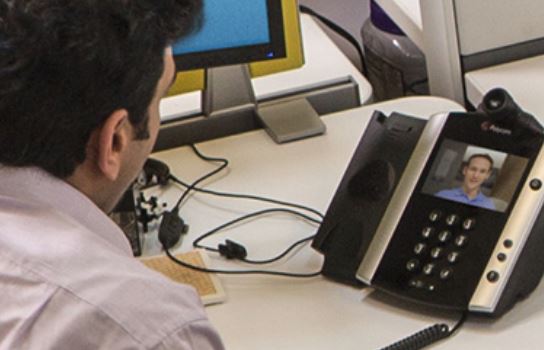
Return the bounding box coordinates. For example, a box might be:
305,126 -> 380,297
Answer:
406,209 -> 477,291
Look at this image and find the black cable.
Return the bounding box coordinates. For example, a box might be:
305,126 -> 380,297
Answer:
191,207 -> 319,264
160,207 -> 322,276
172,144 -> 324,222
164,245 -> 322,278
170,174 -> 324,220
379,312 -> 468,350
193,207 -> 320,246
161,145 -> 323,275
448,312 -> 468,335
244,234 -> 315,265
173,144 -> 229,210
299,4 -> 367,76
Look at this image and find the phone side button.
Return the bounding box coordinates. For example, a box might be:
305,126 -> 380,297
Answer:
487,271 -> 500,283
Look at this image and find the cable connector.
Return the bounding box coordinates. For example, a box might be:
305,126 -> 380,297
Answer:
158,209 -> 189,250
218,240 -> 247,260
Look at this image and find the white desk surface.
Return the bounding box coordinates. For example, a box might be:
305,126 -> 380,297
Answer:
375,0 -> 423,50
149,96 -> 544,350
160,14 -> 373,122
465,55 -> 544,123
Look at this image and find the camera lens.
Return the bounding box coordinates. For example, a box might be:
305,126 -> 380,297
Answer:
484,89 -> 506,111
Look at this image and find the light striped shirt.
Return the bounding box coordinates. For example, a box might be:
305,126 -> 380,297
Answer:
0,166 -> 224,350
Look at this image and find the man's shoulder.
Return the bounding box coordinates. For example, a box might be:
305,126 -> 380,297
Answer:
1,250 -> 221,349
74,254 -> 214,345
0,201 -> 220,349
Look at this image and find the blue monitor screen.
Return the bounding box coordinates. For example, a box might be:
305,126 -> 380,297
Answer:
173,0 -> 286,70
173,0 -> 270,55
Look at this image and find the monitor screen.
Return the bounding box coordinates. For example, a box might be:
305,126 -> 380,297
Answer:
172,0 -> 286,70
155,0 -> 315,151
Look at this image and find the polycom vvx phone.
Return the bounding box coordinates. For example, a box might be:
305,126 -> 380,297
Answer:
313,88 -> 544,317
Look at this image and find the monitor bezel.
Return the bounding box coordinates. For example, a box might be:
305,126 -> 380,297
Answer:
173,0 -> 286,71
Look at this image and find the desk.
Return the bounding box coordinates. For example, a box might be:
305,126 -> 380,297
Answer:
148,96 -> 541,349
465,55 -> 544,122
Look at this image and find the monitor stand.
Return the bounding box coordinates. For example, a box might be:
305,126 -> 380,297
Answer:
203,64 -> 326,143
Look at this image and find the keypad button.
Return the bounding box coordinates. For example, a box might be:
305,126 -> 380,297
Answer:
430,247 -> 443,259
445,214 -> 459,226
462,218 -> 476,231
414,243 -> 427,255
454,235 -> 468,248
439,267 -> 454,280
429,210 -> 442,222
421,227 -> 435,239
438,230 -> 452,243
422,263 -> 435,276
447,251 -> 461,264
426,284 -> 436,292
409,279 -> 425,288
406,259 -> 420,272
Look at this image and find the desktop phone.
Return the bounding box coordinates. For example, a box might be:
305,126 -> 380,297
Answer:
313,89 -> 544,316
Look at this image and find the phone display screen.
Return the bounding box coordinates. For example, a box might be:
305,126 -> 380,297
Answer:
421,139 -> 529,213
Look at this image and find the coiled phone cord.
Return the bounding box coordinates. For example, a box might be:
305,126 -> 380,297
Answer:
379,312 -> 467,350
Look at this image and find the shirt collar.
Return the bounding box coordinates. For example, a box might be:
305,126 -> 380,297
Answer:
0,165 -> 132,254
456,187 -> 485,203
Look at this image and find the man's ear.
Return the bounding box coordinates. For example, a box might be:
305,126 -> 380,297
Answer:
96,109 -> 130,181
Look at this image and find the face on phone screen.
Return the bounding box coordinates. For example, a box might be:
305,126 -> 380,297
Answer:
421,139 -> 528,212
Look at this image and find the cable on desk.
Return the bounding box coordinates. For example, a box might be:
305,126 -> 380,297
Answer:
157,145 -> 324,277
157,144 -> 230,249
170,174 -> 324,221
173,144 -> 229,210
190,207 -> 319,264
299,4 -> 367,76
379,312 -> 468,350
163,245 -> 322,278
170,175 -> 323,264
169,144 -> 324,264
170,144 -> 324,220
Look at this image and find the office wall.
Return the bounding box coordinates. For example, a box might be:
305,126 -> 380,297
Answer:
298,0 -> 370,71
454,0 -> 544,55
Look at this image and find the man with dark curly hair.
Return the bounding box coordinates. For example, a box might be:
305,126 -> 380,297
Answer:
0,0 -> 224,348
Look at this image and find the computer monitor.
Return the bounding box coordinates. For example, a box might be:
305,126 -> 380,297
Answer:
156,0 -> 326,150
172,0 -> 286,70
